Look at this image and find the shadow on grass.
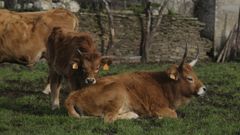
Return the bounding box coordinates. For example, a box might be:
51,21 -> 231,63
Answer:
0,90 -> 68,117
92,126 -> 118,135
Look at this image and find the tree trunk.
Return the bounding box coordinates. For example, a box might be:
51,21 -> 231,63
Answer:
103,0 -> 115,55
94,2 -> 106,55
143,2 -> 151,63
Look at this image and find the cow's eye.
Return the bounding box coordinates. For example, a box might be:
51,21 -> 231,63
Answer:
187,76 -> 193,82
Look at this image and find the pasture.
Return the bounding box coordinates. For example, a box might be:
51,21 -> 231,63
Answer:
0,62 -> 239,135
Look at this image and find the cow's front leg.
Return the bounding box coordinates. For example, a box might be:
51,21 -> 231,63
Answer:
50,72 -> 62,110
42,78 -> 51,95
154,107 -> 177,119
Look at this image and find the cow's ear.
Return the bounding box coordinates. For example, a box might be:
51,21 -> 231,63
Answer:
166,65 -> 179,81
72,62 -> 78,70
101,58 -> 112,71
169,73 -> 179,80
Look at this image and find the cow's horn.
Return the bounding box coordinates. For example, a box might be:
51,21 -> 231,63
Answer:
189,44 -> 199,67
77,49 -> 83,55
179,43 -> 188,69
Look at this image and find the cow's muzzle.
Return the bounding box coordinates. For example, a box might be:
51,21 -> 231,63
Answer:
197,85 -> 206,96
85,77 -> 96,84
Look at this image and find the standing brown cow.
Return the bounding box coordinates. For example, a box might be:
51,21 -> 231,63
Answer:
47,27 -> 102,110
65,44 -> 206,123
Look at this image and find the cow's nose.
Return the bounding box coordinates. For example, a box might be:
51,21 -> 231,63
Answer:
197,85 -> 206,96
85,78 -> 96,84
203,86 -> 207,91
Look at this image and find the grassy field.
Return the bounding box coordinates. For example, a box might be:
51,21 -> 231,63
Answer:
0,62 -> 239,135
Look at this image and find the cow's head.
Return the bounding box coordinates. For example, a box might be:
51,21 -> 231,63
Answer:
71,49 -> 101,85
166,44 -> 206,97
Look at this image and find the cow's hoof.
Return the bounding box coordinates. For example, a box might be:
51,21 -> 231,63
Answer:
42,84 -> 51,95
51,104 -> 60,110
69,113 -> 80,118
42,89 -> 51,95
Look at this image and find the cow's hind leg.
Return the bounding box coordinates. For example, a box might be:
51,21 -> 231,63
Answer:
42,77 -> 51,95
50,71 -> 62,110
103,99 -> 121,123
104,110 -> 119,123
154,107 -> 177,119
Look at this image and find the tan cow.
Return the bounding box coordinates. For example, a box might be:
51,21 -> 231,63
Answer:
65,44 -> 206,123
47,27 -> 102,110
0,8 -> 78,67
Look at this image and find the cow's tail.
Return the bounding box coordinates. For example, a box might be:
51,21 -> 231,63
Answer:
64,92 -> 80,118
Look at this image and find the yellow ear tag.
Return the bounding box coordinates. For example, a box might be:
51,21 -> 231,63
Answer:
72,63 -> 78,69
170,74 -> 176,80
103,64 -> 109,71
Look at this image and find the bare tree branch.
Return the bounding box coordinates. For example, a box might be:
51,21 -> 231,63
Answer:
140,0 -> 168,63
150,0 -> 168,37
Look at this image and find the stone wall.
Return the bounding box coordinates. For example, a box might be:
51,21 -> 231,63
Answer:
77,13 -> 212,63
77,0 -> 195,16
161,0 -> 195,16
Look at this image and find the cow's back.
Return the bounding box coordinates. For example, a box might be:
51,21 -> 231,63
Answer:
18,9 -> 78,30
42,9 -> 78,30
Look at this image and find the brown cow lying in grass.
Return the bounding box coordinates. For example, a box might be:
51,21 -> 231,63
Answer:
47,27 -> 102,110
65,45 -> 206,123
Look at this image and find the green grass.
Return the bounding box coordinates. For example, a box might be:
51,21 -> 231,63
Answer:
0,62 -> 240,135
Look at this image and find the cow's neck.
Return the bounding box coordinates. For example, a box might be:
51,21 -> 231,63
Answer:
150,72 -> 192,109
166,82 -> 192,109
